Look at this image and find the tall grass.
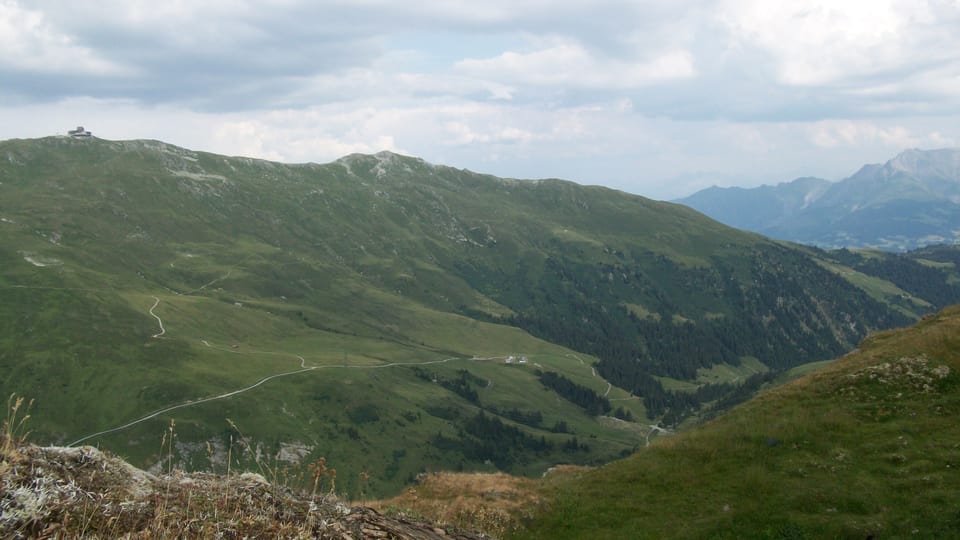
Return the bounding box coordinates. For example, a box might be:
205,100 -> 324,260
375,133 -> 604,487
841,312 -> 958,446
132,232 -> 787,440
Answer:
0,404 -> 398,538
1,393 -> 32,457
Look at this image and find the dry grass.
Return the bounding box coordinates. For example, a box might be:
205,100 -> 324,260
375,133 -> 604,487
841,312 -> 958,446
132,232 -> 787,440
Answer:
371,467 -> 587,537
0,443 -> 349,539
0,395 -> 32,480
0,403 -> 482,539
1,395 -> 31,454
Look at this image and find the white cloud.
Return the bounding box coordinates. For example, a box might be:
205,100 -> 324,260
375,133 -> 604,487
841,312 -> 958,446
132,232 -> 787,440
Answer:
206,106 -> 408,163
719,0 -> 902,85
717,0 -> 960,87
456,42 -> 696,89
212,121 -> 287,162
807,119 -> 957,150
0,0 -> 128,75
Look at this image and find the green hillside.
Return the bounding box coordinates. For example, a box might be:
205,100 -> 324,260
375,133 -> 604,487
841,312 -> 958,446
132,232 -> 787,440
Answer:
0,136 -> 948,496
524,305 -> 960,539
821,245 -> 960,313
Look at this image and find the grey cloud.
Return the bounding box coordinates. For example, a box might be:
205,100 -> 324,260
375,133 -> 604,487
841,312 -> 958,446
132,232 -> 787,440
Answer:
3,0 -> 960,124
2,0 -> 699,108
3,1 -> 386,108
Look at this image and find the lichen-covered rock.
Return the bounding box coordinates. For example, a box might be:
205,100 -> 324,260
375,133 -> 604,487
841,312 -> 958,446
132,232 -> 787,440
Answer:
1,441 -> 488,539
841,355 -> 952,397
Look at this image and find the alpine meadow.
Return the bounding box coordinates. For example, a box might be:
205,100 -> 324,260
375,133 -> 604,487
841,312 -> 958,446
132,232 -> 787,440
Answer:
2,135 -> 960,509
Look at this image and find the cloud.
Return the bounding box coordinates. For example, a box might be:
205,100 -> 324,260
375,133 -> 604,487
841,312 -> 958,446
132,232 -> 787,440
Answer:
1,1 -> 703,109
213,119 -> 400,162
0,1 -> 128,76
714,0 -> 960,113
718,0 -> 907,86
456,42 -> 695,90
807,120 -> 957,149
4,0 -> 959,120
0,0 -> 384,108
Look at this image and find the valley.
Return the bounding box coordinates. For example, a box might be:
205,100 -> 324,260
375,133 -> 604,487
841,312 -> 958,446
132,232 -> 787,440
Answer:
2,136 -> 959,499
521,304 -> 960,538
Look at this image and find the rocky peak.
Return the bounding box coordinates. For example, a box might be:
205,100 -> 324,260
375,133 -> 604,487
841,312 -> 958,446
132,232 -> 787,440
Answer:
886,148 -> 960,184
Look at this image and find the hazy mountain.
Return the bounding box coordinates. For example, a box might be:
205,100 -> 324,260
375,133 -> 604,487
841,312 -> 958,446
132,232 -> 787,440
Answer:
676,148 -> 960,251
1,136 -> 956,496
676,176 -> 832,232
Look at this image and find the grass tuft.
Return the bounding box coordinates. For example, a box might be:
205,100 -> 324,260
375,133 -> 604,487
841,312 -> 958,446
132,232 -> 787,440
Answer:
1,394 -> 32,456
0,403 -> 480,538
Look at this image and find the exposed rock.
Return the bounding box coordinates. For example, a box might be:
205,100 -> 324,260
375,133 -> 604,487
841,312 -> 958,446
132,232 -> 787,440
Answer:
1,442 -> 488,539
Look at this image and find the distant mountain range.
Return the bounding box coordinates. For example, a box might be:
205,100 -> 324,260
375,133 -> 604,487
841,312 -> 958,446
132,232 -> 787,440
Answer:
675,148 -> 960,251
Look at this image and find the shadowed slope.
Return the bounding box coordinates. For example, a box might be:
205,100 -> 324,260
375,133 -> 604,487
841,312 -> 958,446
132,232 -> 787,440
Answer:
525,306 -> 960,538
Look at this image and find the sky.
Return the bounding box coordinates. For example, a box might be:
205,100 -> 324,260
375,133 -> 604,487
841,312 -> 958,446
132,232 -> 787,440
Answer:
2,0 -> 959,200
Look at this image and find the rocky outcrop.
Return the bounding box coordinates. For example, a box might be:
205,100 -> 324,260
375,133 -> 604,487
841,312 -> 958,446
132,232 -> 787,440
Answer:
0,443 -> 486,539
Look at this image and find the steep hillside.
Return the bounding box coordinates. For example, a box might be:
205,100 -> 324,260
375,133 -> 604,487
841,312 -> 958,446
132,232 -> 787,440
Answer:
0,136 -> 933,496
822,245 -> 960,314
676,148 -> 960,251
524,305 -> 960,538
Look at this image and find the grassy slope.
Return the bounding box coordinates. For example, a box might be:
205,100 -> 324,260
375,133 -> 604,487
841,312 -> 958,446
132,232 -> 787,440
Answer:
0,136 -> 945,498
0,137 -> 690,494
525,306 -> 960,539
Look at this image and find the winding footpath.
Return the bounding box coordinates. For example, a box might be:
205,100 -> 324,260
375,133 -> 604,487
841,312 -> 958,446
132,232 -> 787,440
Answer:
644,423 -> 669,447
148,296 -> 165,338
68,364 -> 317,446
184,268 -> 234,295
16,280 -> 653,449
70,351 -> 502,446
569,354 -> 619,400
69,296 -> 510,446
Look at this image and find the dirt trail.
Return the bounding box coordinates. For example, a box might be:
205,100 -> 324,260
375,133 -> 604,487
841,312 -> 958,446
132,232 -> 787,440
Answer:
183,268 -> 234,295
69,349 -> 507,447
68,364 -> 317,446
69,298 -> 512,446
644,424 -> 669,447
569,354 -> 619,399
148,296 -> 165,338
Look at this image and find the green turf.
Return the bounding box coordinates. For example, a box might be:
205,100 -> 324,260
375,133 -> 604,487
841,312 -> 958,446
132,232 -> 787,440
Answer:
523,306 -> 960,538
1,136 -> 955,498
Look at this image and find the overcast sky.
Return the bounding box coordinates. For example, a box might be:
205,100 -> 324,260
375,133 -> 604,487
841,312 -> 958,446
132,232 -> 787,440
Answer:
2,0 -> 959,199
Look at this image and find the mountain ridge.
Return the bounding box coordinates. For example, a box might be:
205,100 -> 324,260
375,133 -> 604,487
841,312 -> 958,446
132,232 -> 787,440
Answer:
676,147 -> 960,251
0,135 -> 956,497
